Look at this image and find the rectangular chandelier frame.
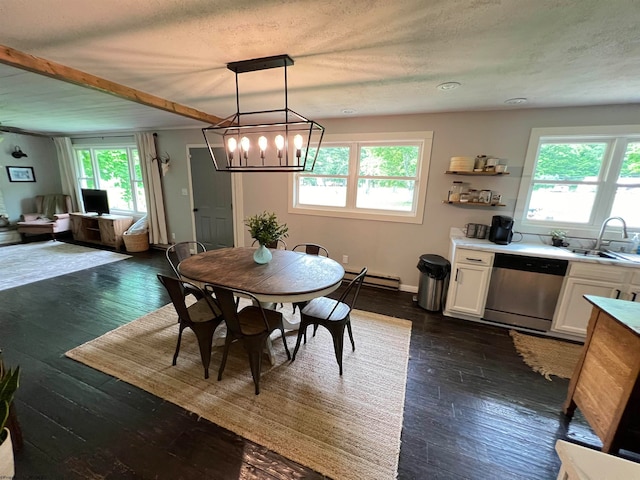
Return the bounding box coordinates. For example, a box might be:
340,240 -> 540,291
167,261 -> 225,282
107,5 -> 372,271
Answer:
202,54 -> 324,173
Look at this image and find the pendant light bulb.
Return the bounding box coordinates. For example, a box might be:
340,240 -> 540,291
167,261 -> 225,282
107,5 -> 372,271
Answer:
240,136 -> 250,160
226,137 -> 237,161
275,134 -> 285,159
258,136 -> 267,160
294,134 -> 303,158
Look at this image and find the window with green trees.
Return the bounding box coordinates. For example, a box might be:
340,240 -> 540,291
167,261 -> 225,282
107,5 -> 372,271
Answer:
290,132 -> 432,223
75,146 -> 146,214
515,126 -> 640,234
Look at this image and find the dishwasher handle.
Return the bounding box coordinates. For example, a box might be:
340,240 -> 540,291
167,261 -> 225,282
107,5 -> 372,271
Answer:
493,253 -> 568,276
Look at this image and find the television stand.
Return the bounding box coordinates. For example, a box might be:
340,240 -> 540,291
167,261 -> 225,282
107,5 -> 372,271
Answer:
70,213 -> 133,251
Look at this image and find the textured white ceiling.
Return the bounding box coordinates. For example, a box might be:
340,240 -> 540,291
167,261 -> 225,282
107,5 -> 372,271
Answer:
0,0 -> 639,134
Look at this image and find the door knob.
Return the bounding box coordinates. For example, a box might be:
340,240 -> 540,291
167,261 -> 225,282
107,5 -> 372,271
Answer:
193,208 -> 199,212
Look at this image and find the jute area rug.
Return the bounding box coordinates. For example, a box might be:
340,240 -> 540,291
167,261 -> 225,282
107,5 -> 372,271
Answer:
0,241 -> 130,291
509,330 -> 583,380
66,299 -> 412,480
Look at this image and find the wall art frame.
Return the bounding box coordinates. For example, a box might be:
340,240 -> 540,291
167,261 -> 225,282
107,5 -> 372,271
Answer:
6,166 -> 36,182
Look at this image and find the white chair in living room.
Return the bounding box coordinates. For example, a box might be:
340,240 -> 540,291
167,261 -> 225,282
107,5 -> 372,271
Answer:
17,194 -> 73,241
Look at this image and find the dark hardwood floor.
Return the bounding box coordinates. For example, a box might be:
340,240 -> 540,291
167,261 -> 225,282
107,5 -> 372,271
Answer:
0,242 -> 633,479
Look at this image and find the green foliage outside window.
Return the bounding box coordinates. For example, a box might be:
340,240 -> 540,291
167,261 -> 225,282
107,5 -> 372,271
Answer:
78,148 -> 139,206
534,143 -> 605,181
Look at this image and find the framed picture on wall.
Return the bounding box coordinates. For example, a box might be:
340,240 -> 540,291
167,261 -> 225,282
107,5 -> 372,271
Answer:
6,166 -> 36,182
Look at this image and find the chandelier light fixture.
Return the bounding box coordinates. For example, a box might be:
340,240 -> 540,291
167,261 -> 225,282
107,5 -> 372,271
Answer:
202,54 -> 324,172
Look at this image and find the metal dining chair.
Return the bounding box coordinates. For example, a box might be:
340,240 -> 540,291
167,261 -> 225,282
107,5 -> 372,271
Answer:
165,241 -> 207,300
292,243 -> 329,257
157,274 -> 225,379
205,283 -> 291,395
292,267 -> 367,375
291,243 -> 330,313
251,238 -> 287,250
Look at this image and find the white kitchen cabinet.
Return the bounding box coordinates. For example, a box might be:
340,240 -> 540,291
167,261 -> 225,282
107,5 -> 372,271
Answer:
625,270 -> 640,302
445,248 -> 494,317
552,262 -> 627,337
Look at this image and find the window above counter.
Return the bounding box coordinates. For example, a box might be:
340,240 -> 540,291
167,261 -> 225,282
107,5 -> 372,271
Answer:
514,125 -> 640,237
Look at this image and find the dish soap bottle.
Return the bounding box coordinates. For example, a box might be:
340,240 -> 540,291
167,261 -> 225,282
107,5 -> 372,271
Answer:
632,233 -> 640,254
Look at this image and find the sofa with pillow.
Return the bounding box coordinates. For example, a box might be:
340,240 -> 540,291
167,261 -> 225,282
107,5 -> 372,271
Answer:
17,194 -> 73,241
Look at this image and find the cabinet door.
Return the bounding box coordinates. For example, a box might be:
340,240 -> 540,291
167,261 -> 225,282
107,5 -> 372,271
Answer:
627,271 -> 640,302
98,219 -> 116,246
446,263 -> 490,316
552,278 -> 623,336
70,215 -> 84,241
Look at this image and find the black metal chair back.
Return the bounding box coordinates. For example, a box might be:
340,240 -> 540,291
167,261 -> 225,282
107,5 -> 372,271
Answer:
166,241 -> 206,277
292,243 -> 329,257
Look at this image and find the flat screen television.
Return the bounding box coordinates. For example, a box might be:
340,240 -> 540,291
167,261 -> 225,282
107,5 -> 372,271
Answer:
81,188 -> 110,215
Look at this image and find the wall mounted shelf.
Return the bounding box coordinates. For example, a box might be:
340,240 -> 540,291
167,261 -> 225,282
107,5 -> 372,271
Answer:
445,171 -> 510,176
443,201 -> 506,207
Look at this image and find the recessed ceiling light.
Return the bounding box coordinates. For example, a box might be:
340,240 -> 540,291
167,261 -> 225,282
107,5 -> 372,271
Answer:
437,82 -> 461,91
504,97 -> 528,105
341,108 -> 356,115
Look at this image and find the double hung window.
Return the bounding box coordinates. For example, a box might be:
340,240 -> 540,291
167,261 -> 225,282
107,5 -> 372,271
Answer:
289,132 -> 432,223
74,144 -> 147,214
515,126 -> 640,234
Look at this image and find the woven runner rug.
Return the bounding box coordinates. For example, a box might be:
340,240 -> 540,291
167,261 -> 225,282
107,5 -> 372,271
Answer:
0,241 -> 130,291
509,330 -> 583,380
66,300 -> 412,480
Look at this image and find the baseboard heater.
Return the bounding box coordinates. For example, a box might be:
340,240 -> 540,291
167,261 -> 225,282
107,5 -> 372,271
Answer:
343,268 -> 400,291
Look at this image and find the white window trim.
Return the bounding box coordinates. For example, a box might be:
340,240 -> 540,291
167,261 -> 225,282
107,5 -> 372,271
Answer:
514,124 -> 640,237
73,143 -> 145,216
288,131 -> 433,224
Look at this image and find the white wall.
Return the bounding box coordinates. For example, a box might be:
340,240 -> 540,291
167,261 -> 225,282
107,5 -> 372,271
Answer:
153,104 -> 640,290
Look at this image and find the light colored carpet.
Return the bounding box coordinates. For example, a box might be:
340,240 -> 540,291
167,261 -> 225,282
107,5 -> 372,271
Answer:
0,241 -> 130,291
510,330 -> 583,380
65,300 -> 412,480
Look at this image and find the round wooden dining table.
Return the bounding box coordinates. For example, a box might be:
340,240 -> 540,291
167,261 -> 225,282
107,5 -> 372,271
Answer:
178,246 -> 345,311
178,247 -> 345,365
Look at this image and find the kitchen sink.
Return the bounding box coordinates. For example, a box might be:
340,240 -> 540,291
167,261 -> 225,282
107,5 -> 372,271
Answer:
571,248 -> 640,263
571,248 -> 618,259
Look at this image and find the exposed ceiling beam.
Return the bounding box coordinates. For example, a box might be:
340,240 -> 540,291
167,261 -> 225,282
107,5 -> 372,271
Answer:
0,44 -> 224,126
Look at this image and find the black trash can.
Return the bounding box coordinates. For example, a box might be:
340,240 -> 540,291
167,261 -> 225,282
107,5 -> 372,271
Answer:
416,254 -> 451,311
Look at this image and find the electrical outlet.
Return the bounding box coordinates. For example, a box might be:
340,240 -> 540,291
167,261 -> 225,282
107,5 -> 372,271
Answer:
171,232 -> 176,241
342,255 -> 349,264
181,188 -> 188,196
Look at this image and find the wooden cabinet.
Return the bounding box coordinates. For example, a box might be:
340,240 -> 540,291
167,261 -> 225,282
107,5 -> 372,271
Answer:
552,263 -> 628,338
444,248 -> 494,317
70,213 -> 133,251
563,295 -> 640,454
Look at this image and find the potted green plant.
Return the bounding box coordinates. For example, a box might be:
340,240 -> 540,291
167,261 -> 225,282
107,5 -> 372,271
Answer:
0,356 -> 20,479
245,211 -> 289,264
550,230 -> 567,247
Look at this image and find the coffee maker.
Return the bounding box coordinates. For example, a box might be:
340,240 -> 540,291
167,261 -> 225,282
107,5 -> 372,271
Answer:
489,215 -> 514,245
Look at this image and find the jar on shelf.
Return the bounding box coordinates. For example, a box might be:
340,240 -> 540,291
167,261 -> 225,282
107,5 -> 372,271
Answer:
459,192 -> 470,203
469,189 -> 480,203
448,181 -> 464,202
474,155 -> 487,171
479,189 -> 492,204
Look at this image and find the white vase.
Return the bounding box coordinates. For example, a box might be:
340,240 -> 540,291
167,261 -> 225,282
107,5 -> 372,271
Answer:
253,244 -> 272,264
0,428 -> 15,480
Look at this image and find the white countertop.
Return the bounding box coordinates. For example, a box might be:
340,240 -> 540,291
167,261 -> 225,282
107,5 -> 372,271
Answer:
451,235 -> 640,268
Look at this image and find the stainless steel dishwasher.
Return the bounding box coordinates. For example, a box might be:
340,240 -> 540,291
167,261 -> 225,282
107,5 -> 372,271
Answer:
483,253 -> 568,331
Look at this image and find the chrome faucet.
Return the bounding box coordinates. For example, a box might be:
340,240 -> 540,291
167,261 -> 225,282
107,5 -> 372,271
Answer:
595,216 -> 628,251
